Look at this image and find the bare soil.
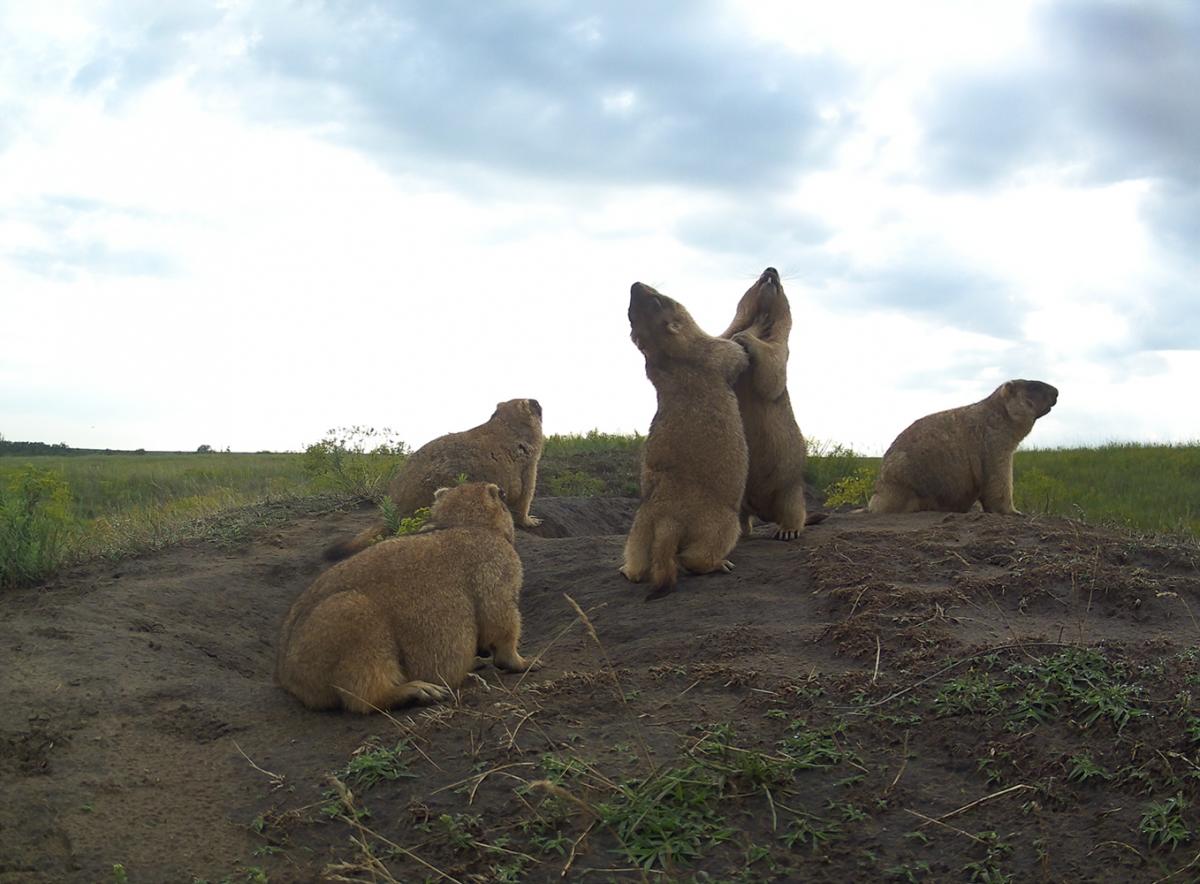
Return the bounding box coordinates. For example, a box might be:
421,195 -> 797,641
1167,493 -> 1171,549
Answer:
3,496 -> 1200,883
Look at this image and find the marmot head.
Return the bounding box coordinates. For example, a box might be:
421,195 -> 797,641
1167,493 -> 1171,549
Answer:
429,482 -> 515,544
628,282 -> 706,364
997,379 -> 1059,423
722,267 -> 792,340
491,398 -> 543,429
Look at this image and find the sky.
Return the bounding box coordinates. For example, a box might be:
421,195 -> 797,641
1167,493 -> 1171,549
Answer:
1,0 -> 1197,455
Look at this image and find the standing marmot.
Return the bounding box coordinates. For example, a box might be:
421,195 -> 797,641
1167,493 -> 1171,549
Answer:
620,282 -> 750,594
324,398 -> 544,561
277,482 -> 537,713
721,267 -> 809,540
868,380 -> 1059,514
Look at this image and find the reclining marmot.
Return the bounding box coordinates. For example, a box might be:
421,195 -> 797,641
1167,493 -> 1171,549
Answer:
277,482 -> 536,712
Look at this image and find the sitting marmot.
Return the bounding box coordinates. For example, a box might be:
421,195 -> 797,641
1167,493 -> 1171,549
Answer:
620,282 -> 750,594
277,482 -> 537,712
868,379 -> 1059,514
324,398 -> 544,561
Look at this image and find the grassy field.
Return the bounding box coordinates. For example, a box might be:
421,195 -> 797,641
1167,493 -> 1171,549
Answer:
0,452 -> 320,587
2,436 -> 1197,587
1015,442 -> 1200,535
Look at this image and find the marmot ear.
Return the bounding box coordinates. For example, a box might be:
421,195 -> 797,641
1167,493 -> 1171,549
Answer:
667,320 -> 683,335
1001,381 -> 1014,398
434,486 -> 450,499
488,484 -> 505,501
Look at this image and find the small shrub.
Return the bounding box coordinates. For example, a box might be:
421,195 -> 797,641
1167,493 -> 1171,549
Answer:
806,439 -> 874,500
0,466 -> 77,587
823,466 -> 878,508
302,426 -> 407,500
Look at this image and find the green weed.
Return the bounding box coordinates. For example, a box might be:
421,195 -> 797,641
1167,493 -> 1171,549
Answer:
961,831 -> 1013,883
933,671 -> 1006,717
302,426 -> 407,499
1066,752 -> 1112,784
0,466 -> 77,587
823,465 -> 879,508
805,439 -> 872,499
778,814 -> 840,852
885,860 -> 931,881
380,501 -> 430,536
779,719 -> 858,769
1140,794 -> 1192,851
1007,648 -> 1148,732
596,762 -> 734,870
419,812 -> 482,851
340,739 -> 415,788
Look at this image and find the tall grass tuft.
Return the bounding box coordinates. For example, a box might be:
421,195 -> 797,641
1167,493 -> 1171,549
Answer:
0,466 -> 78,587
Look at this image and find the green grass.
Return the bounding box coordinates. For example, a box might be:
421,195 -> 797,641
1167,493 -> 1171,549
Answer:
0,452 -> 311,521
1015,442 -> 1200,535
543,430 -> 644,456
4,436 -> 1198,589
0,427 -> 410,586
0,452 -> 323,586
537,431 -> 644,498
806,438 -> 875,497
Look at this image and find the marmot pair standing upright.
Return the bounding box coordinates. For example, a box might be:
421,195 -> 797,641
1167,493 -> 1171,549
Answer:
621,269 -> 810,595
324,398 -> 544,561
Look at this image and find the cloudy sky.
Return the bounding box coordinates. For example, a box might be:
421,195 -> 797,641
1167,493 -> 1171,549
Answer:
2,0 -> 1197,454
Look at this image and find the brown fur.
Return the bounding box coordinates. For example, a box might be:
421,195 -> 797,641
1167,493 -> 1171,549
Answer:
620,282 -> 750,594
324,398 -> 544,561
868,380 -> 1059,514
721,267 -> 809,540
276,482 -> 536,713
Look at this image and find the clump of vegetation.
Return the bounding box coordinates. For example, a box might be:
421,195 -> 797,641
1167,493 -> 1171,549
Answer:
340,739 -> 416,788
538,430 -> 643,498
1013,467 -> 1070,515
302,426 -> 408,500
1140,794 -> 1192,851
546,469 -> 606,497
380,500 -> 430,536
806,439 -> 876,502
823,465 -> 878,508
0,466 -> 77,587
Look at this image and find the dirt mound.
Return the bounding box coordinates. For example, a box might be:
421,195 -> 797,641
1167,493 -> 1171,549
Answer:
524,496 -> 639,538
2,500 -> 1199,882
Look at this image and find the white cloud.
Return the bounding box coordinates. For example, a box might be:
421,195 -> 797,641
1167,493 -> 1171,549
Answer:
1,1 -> 1197,454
